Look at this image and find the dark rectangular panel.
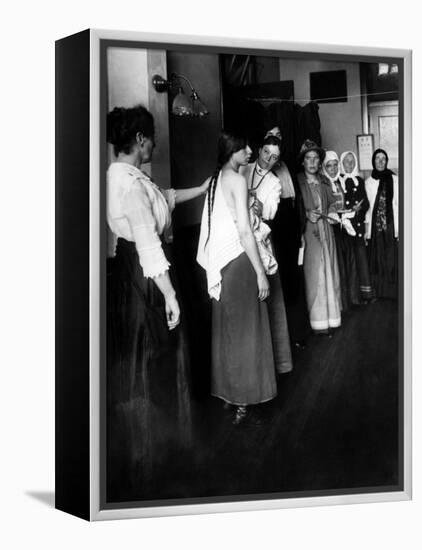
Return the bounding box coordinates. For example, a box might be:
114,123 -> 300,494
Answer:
310,69 -> 348,103
55,28 -> 91,521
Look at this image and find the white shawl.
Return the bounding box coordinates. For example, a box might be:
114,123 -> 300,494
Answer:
196,173 -> 244,300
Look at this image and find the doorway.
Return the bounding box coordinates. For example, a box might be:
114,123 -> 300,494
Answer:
368,100 -> 399,171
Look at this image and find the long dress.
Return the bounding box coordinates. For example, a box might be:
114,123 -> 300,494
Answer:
107,162 -> 192,500
365,174 -> 399,299
242,162 -> 293,373
330,178 -> 360,309
197,172 -> 277,405
341,174 -> 373,301
297,172 -> 341,331
269,163 -> 311,343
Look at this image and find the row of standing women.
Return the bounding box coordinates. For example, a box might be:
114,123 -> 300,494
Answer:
266,136 -> 398,339
105,104 -> 399,494
197,133 -> 398,424
320,147 -> 399,310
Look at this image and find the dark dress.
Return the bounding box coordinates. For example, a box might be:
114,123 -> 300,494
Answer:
331,178 -> 361,309
107,238 -> 193,500
269,187 -> 311,343
368,180 -> 398,299
342,174 -> 373,301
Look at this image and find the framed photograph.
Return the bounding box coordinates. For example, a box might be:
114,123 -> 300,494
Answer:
55,29 -> 412,521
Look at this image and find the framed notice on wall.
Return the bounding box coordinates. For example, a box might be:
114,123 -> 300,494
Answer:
357,134 -> 375,170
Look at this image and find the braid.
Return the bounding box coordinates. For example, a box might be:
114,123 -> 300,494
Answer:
203,130 -> 248,250
204,164 -> 222,249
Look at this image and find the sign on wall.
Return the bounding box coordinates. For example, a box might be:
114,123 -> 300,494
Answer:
357,134 -> 374,170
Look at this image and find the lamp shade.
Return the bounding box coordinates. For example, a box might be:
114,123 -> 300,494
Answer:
172,87 -> 193,116
191,91 -> 209,117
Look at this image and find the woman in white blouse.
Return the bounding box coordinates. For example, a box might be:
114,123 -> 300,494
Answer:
106,105 -> 208,496
240,135 -> 293,375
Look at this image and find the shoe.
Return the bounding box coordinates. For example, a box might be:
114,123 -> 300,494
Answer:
232,406 -> 247,425
314,329 -> 330,337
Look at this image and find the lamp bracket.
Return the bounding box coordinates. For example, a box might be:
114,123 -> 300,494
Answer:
152,74 -> 170,93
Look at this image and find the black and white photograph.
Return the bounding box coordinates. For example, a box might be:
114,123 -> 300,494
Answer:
100,36 -> 407,510
2,0 -> 421,542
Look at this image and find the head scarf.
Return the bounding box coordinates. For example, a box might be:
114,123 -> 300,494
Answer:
339,150 -> 360,189
322,151 -> 341,192
371,148 -> 395,217
371,148 -> 395,180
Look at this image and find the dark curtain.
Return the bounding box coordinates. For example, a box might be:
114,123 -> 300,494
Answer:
222,97 -> 322,173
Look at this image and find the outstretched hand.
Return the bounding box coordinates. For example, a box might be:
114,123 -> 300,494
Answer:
201,177 -> 211,195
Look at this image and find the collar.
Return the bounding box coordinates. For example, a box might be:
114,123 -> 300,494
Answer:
255,161 -> 269,176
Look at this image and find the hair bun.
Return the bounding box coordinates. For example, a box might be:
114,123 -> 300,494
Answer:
106,104 -> 154,156
106,107 -> 128,145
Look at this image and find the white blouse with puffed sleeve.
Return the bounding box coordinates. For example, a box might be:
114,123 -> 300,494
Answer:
107,162 -> 177,278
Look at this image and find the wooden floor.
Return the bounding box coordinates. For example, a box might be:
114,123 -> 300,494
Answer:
128,298 -> 400,503
195,298 -> 399,497
107,227 -> 401,504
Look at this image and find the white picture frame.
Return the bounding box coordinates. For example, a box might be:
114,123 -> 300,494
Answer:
55,28 -> 412,521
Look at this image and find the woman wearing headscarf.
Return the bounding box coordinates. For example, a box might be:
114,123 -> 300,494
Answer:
197,131 -> 278,425
322,151 -> 360,310
297,140 -> 341,334
339,151 -> 373,302
365,148 -> 399,299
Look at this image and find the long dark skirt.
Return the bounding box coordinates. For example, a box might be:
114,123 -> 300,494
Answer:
270,199 -> 311,343
368,228 -> 398,299
211,253 -> 277,406
333,225 -> 360,310
107,238 -> 192,500
283,266 -> 311,342
355,239 -> 373,301
267,272 -> 293,373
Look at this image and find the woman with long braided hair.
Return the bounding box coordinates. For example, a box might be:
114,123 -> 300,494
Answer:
197,131 -> 278,425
